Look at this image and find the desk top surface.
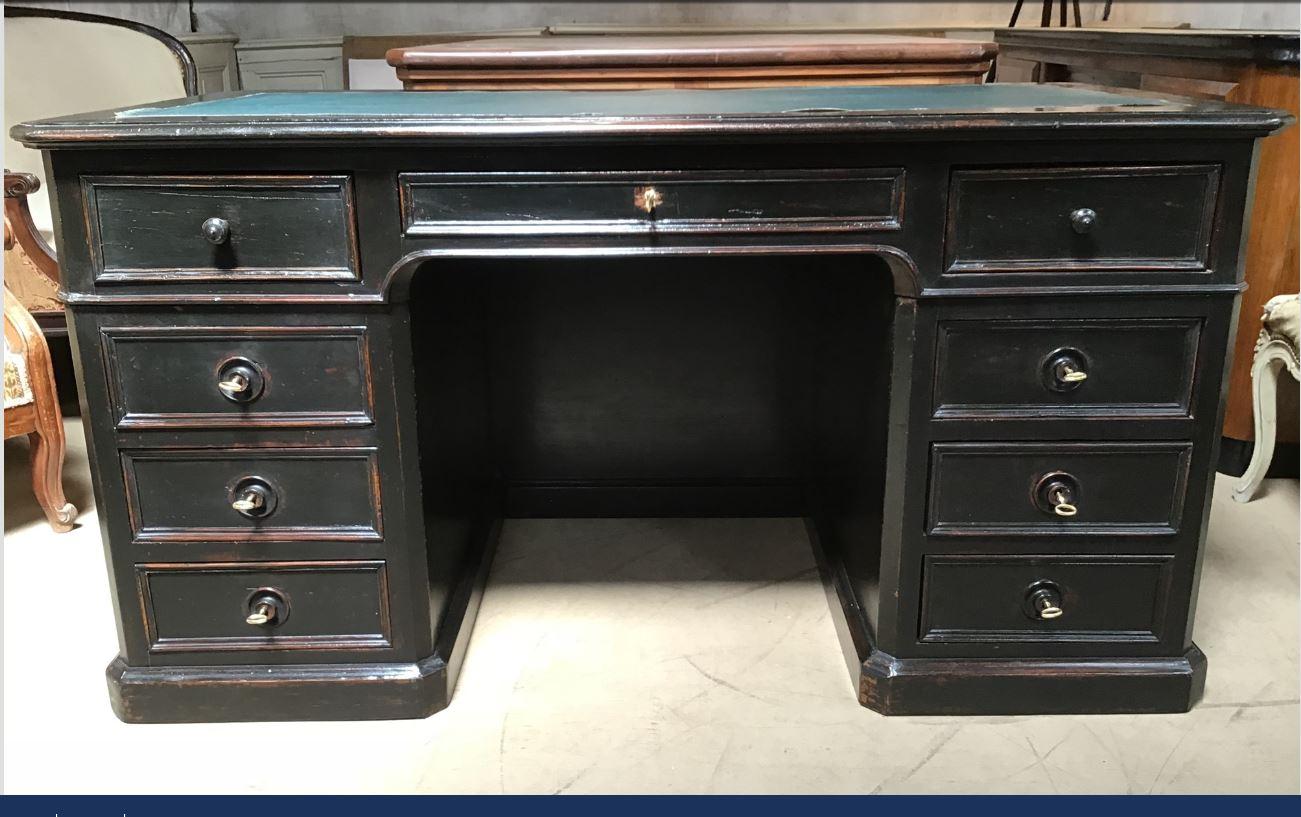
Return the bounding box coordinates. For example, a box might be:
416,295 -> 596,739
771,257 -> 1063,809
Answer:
14,83 -> 1289,147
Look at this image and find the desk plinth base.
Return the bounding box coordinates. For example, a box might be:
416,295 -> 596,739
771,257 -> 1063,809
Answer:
108,520 -> 500,723
810,525 -> 1207,716
107,655 -> 456,723
854,647 -> 1207,716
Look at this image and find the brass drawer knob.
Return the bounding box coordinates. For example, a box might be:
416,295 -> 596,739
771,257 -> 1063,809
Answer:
635,186 -> 664,214
245,590 -> 287,626
1069,207 -> 1097,235
202,216 -> 230,245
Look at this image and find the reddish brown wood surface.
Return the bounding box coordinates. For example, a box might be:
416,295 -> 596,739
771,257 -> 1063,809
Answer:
389,33 -> 995,90
3,285 -> 75,532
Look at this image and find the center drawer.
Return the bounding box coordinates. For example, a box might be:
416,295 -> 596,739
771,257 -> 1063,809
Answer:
136,560 -> 391,654
121,448 -> 382,543
927,441 -> 1192,536
399,169 -> 904,236
82,174 -> 359,283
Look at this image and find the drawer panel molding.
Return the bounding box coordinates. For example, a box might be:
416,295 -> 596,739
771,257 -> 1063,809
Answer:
945,164 -> 1220,274
101,325 -> 374,430
400,169 -> 904,236
82,174 -> 360,283
136,560 -> 391,653
121,447 -> 383,543
927,441 -> 1193,536
932,317 -> 1203,419
920,554 -> 1174,644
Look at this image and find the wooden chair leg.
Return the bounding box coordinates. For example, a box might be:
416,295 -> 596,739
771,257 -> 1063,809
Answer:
1233,349 -> 1285,503
28,422 -> 75,532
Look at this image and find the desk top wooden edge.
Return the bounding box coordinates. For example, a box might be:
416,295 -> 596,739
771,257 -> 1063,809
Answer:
13,83 -> 1292,148
385,33 -> 999,70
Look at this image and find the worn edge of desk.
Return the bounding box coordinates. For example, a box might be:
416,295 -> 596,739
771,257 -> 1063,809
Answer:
12,84 -> 1291,147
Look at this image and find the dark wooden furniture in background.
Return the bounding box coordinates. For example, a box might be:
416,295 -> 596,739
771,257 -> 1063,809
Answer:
388,33 -> 997,90
13,84 -> 1289,722
995,28 -> 1301,474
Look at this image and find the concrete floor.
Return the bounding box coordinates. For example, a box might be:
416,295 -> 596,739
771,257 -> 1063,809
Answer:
3,418 -> 1298,794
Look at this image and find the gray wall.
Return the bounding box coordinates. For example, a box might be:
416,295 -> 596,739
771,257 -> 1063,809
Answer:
9,1 -> 1297,39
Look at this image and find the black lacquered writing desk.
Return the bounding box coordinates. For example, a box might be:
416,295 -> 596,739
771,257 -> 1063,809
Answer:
13,85 -> 1290,722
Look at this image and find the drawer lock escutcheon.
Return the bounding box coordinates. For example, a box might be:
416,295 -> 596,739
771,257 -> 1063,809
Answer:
1042,348 -> 1090,393
634,186 -> 664,215
216,357 -> 266,403
1034,471 -> 1081,518
1026,582 -> 1065,621
245,588 -> 289,626
229,476 -> 277,519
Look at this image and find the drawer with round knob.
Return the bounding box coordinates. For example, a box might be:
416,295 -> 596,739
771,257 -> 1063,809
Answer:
135,560 -> 391,655
932,317 -> 1202,419
926,441 -> 1192,536
81,175 -> 359,283
944,165 -> 1220,274
100,325 -> 373,430
120,447 -> 382,543
919,554 -> 1174,644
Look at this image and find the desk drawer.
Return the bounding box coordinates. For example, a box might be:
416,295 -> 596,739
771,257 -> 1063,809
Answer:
919,555 -> 1173,643
945,165 -> 1219,273
102,325 -> 373,430
399,169 -> 903,236
83,175 -> 359,283
136,560 -> 391,654
932,318 -> 1202,418
122,448 -> 382,543
927,442 -> 1192,536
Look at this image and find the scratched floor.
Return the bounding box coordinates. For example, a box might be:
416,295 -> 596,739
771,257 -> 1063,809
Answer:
3,418 -> 1298,794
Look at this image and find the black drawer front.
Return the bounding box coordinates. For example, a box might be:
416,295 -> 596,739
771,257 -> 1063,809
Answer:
920,555 -> 1173,643
927,442 -> 1192,536
122,448 -> 382,543
400,169 -> 903,236
102,325 -> 373,430
932,318 -> 1201,418
83,175 -> 359,283
945,165 -> 1219,273
137,560 -> 391,653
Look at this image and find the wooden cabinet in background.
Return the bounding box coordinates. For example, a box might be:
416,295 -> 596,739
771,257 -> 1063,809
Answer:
387,33 -> 997,90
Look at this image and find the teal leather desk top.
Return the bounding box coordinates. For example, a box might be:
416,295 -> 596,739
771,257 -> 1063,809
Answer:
111,85 -> 1159,120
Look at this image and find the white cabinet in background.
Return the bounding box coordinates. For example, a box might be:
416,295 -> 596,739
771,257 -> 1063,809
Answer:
180,33 -> 240,93
235,37 -> 344,91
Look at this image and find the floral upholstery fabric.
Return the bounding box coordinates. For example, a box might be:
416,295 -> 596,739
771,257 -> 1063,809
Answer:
3,332 -> 34,410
